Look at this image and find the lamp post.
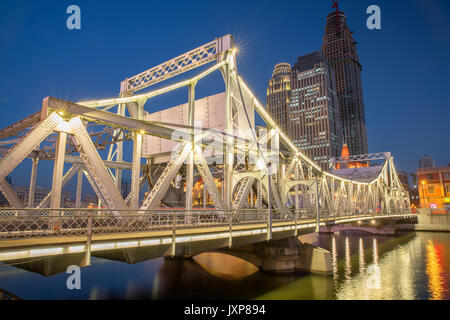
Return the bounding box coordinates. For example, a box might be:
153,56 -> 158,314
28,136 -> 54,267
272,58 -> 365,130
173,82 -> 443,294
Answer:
421,180 -> 428,208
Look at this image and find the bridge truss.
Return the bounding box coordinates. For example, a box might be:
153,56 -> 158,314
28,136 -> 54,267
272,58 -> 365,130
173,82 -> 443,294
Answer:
0,34 -> 410,223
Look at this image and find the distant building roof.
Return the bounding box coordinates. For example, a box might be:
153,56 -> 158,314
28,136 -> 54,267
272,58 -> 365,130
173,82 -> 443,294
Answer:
419,155 -> 435,169
331,166 -> 383,182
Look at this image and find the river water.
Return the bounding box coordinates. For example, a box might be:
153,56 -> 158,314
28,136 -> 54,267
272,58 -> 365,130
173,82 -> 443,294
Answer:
0,231 -> 449,300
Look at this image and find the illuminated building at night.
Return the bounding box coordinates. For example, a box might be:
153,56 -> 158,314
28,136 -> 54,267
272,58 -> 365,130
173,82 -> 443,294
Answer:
289,51 -> 343,169
266,63 -> 292,135
334,143 -> 368,170
321,9 -> 368,156
417,164 -> 450,209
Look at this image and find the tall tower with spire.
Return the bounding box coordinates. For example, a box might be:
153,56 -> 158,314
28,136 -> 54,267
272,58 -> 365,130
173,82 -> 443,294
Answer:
321,1 -> 368,156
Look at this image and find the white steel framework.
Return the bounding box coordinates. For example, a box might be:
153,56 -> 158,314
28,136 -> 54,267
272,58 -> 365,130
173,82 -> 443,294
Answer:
0,34 -> 410,224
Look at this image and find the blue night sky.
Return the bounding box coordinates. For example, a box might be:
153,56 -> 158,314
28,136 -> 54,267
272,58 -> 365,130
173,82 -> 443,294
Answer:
1,0 -> 450,192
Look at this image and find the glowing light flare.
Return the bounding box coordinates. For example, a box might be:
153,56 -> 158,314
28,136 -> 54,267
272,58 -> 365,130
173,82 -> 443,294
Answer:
255,158 -> 265,171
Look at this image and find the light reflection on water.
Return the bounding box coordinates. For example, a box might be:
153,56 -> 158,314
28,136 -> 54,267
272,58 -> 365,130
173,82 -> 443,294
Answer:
345,237 -> 351,280
426,240 -> 445,300
0,232 -> 448,300
358,238 -> 365,275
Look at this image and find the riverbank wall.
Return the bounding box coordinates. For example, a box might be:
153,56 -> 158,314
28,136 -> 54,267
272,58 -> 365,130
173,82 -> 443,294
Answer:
397,209 -> 450,232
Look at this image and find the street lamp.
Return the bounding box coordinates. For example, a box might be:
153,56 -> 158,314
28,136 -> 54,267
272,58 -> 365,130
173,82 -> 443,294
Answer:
421,180 -> 428,208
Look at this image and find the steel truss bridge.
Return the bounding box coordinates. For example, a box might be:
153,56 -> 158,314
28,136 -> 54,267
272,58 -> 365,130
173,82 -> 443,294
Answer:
0,35 -> 413,263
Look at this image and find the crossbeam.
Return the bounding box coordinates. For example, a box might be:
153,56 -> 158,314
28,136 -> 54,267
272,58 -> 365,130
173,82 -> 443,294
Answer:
124,34 -> 233,93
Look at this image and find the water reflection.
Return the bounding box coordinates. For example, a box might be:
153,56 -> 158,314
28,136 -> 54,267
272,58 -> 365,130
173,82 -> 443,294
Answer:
193,253 -> 259,280
345,237 -> 351,280
426,240 -> 445,300
0,232 -> 449,300
359,238 -> 365,274
373,238 -> 378,265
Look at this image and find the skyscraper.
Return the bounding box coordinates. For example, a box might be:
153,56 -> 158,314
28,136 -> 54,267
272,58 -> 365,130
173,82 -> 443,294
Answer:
266,63 -> 291,135
290,51 -> 343,169
321,9 -> 368,156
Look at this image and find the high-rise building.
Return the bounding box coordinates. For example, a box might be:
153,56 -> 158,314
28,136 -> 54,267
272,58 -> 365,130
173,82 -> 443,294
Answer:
266,63 -> 292,134
289,51 -> 343,169
321,9 -> 368,156
419,155 -> 435,169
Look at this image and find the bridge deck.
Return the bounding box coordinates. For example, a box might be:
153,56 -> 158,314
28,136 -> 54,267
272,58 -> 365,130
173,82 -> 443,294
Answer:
0,213 -> 416,262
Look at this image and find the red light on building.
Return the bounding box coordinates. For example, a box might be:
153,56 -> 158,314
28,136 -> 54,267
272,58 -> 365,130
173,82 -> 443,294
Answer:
335,144 -> 369,170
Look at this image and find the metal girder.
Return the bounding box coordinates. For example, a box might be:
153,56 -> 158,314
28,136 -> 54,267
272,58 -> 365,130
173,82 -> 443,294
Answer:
81,169 -> 103,207
330,152 -> 388,166
256,180 -> 263,209
0,179 -> 24,208
75,168 -> 83,208
125,35 -> 233,93
50,132 -> 67,209
0,112 -> 62,181
77,61 -> 226,110
131,131 -> 143,209
194,147 -> 225,210
140,143 -> 191,210
269,175 -> 283,210
43,97 -> 177,141
28,157 -> 38,208
42,97 -> 234,154
284,158 -> 299,180
70,117 -> 128,211
36,164 -> 83,209
232,176 -> 255,210
0,144 -> 133,170
0,35 -> 410,214
64,155 -> 132,170
186,83 -> 196,211
0,111 -> 41,140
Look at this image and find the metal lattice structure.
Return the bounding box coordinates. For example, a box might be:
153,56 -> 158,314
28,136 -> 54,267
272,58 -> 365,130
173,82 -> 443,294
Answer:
0,34 -> 410,228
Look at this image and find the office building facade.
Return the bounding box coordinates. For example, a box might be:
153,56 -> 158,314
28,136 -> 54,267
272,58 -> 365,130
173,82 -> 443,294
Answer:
289,51 -> 343,169
266,63 -> 292,135
417,165 -> 450,209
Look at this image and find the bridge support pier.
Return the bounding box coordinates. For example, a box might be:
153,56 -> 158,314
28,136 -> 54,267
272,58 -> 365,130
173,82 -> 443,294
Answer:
218,237 -> 332,275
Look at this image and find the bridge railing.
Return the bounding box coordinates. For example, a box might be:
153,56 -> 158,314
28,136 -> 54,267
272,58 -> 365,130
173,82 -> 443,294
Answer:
0,208 -> 412,241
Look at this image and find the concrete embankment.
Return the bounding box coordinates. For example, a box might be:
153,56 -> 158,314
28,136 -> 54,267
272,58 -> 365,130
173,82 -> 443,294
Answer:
397,209 -> 450,232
